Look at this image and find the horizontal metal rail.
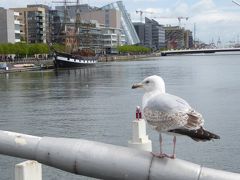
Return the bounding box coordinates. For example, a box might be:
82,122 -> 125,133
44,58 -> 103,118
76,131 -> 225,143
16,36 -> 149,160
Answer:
0,130 -> 239,180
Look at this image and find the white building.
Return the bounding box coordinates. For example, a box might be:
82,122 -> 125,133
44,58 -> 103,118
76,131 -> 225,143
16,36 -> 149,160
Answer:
14,11 -> 21,42
101,1 -> 140,45
0,8 -> 21,43
0,8 -> 15,43
101,27 -> 126,53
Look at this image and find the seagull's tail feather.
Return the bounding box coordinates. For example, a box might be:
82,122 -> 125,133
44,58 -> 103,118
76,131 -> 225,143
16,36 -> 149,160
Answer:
169,127 -> 220,142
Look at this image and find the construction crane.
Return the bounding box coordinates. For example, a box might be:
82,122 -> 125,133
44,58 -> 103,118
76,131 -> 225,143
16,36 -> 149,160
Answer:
152,16 -> 189,27
136,10 -> 154,23
136,10 -> 189,26
177,16 -> 189,26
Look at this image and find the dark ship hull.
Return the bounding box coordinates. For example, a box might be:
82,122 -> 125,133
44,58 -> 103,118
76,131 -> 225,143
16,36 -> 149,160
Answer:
54,52 -> 98,68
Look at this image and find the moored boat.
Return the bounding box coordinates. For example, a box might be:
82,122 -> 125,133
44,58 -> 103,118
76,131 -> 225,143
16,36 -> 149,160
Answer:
51,0 -> 100,69
54,51 -> 98,68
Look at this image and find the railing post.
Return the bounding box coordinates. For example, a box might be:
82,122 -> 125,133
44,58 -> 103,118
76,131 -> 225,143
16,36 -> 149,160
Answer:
15,160 -> 42,180
128,106 -> 152,152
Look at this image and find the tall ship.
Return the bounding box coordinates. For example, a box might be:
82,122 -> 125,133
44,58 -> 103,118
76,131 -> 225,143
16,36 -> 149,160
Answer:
52,0 -> 99,68
53,49 -> 98,68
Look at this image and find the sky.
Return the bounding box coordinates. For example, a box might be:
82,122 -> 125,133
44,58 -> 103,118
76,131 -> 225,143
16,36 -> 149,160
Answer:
1,0 -> 240,46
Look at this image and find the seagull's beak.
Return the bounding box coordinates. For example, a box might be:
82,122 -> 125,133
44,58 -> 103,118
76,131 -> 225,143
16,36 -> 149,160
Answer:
132,83 -> 143,89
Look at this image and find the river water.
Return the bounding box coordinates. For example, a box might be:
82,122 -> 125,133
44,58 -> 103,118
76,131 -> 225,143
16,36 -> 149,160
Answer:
0,54 -> 240,179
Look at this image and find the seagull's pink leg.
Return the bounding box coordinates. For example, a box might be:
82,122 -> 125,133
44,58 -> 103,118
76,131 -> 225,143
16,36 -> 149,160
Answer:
159,133 -> 163,155
169,136 -> 177,159
152,133 -> 168,158
152,134 -> 176,159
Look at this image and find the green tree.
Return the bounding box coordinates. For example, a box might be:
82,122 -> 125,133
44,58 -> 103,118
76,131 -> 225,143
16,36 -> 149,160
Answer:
52,43 -> 65,52
8,43 -> 15,54
0,43 -> 51,56
117,45 -> 151,54
28,44 -> 39,56
15,43 -> 29,57
1,44 -> 10,55
0,45 -> 3,54
36,43 -> 49,54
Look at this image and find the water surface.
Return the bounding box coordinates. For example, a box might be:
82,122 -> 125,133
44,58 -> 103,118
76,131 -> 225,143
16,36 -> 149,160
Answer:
0,54 -> 240,179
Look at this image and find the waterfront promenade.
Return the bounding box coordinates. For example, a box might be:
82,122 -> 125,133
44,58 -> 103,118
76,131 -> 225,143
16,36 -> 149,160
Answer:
0,53 -> 160,73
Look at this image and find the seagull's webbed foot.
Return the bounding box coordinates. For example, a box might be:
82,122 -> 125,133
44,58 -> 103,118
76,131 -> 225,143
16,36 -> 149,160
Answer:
151,152 -> 176,159
169,154 -> 176,159
154,134 -> 177,159
151,152 -> 168,158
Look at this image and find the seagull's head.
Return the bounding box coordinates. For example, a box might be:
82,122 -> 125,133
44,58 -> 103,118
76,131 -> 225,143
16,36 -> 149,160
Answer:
132,75 -> 166,93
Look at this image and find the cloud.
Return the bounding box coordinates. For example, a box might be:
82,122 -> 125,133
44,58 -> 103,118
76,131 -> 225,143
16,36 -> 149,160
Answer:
132,0 -> 240,45
192,11 -> 240,24
173,1 -> 189,16
187,0 -> 240,44
191,0 -> 216,13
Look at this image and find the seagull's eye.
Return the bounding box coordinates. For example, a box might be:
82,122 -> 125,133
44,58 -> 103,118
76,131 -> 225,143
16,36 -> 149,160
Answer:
146,80 -> 150,84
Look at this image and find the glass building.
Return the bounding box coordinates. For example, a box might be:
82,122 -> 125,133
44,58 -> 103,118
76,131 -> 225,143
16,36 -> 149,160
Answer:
101,1 -> 140,45
133,17 -> 166,50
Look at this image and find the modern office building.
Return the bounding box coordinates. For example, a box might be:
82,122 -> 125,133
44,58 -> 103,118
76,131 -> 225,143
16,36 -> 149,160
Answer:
12,4 -> 49,43
184,30 -> 193,49
101,26 -> 126,53
53,4 -> 126,53
62,22 -> 125,54
27,4 -> 50,43
55,4 -> 97,20
49,9 -> 62,43
81,8 -> 125,52
101,1 -> 140,45
0,8 -> 20,43
133,22 -> 145,45
133,17 -> 165,50
164,25 -> 185,49
56,1 -> 136,45
14,12 -> 21,43
151,19 -> 165,49
81,9 -> 121,29
144,18 -> 153,48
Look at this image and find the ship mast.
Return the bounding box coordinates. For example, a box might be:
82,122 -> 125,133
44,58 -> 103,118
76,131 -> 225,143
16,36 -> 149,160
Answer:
52,0 -> 76,52
74,0 -> 81,52
63,0 -> 68,32
52,0 -> 95,54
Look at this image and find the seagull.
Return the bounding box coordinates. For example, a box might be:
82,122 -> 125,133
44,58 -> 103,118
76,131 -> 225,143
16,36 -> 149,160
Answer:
132,75 -> 220,159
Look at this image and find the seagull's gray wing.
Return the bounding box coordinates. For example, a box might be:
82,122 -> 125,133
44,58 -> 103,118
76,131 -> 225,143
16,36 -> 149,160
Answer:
143,93 -> 204,131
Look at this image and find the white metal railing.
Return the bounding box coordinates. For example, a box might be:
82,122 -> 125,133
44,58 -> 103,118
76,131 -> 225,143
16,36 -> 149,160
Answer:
0,130 -> 238,179
0,107 -> 239,180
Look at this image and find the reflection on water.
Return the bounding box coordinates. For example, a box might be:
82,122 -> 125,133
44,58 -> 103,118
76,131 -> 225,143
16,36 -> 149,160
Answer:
0,55 -> 240,179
